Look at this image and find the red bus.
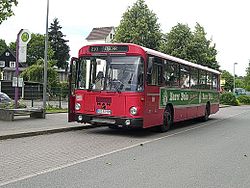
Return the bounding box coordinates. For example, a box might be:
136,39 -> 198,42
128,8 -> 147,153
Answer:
68,43 -> 220,132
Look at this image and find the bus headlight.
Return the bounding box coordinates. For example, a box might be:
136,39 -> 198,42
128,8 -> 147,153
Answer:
130,107 -> 138,116
75,103 -> 81,111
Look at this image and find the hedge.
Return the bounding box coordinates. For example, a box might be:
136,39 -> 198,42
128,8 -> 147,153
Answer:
220,92 -> 239,106
237,95 -> 250,105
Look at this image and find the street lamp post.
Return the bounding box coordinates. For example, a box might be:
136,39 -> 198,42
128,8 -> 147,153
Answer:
43,0 -> 49,115
233,62 -> 238,94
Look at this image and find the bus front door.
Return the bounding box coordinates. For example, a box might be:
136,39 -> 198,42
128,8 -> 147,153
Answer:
68,57 -> 78,122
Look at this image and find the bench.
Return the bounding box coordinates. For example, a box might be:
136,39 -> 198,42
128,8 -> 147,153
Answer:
0,108 -> 45,121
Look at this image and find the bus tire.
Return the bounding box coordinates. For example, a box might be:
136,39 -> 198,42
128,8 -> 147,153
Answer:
202,104 -> 210,122
159,105 -> 173,132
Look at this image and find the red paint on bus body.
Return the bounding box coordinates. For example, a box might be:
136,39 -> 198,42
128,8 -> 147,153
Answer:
75,90 -> 144,119
70,43 -> 220,129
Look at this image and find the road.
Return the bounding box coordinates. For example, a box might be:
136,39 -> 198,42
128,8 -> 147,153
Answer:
0,106 -> 250,188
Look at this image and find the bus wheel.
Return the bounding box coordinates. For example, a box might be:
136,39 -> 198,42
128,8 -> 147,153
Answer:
159,106 -> 173,132
202,104 -> 210,122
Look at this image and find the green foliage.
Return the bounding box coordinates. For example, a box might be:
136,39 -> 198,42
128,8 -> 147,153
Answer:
221,70 -> 234,92
49,18 -> 70,69
46,103 -> 67,113
160,23 -> 192,59
160,23 -> 219,70
50,82 -> 68,98
21,59 -> 59,87
244,63 -> 250,91
0,0 -> 18,24
220,92 -> 239,106
113,0 -> 162,50
27,33 -> 54,66
237,95 -> 250,105
235,78 -> 245,89
0,39 -> 7,54
0,100 -> 26,109
9,34 -> 55,66
8,41 -> 16,53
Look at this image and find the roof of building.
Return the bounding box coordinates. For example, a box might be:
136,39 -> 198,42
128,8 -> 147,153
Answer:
86,27 -> 114,41
0,48 -> 27,68
0,48 -> 16,61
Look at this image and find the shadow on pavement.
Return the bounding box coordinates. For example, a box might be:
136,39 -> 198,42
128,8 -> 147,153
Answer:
86,117 -> 218,139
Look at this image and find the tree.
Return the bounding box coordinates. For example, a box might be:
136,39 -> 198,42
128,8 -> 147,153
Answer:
191,23 -> 219,69
244,62 -> 250,91
9,34 -> 54,66
235,78 -> 245,89
113,0 -> 162,50
8,41 -> 16,52
0,0 -> 18,24
0,39 -> 8,54
27,33 -> 54,66
160,23 -> 193,59
21,59 -> 59,87
48,18 -> 70,69
221,70 -> 234,92
160,23 -> 220,70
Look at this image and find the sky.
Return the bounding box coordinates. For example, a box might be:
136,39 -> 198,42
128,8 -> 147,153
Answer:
0,0 -> 249,76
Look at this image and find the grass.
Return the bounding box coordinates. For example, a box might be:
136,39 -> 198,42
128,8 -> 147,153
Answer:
46,108 -> 67,113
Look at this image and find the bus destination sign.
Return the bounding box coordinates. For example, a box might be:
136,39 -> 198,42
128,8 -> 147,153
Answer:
89,45 -> 129,53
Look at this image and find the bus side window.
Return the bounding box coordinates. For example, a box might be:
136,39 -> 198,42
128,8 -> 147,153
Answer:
212,74 -> 218,90
151,63 -> 159,85
147,56 -> 162,86
180,65 -> 190,88
207,73 -> 212,89
190,67 -> 198,89
199,70 -> 207,89
165,61 -> 180,87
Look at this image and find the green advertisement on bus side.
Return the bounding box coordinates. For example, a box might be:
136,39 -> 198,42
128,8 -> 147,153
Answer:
160,88 -> 219,108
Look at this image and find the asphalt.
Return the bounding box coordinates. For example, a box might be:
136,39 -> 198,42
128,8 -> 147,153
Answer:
0,105 -> 230,141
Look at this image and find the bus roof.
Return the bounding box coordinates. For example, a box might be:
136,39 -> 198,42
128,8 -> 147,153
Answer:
81,43 -> 221,75
142,46 -> 221,75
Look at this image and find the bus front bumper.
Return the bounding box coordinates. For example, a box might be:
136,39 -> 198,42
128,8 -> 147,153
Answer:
75,114 -> 143,128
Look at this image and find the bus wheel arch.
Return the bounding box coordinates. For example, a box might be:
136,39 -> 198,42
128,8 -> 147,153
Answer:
202,102 -> 210,121
159,103 -> 174,132
206,101 -> 211,115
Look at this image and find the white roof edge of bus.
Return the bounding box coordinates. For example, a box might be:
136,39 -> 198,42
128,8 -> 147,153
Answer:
141,47 -> 220,75
82,43 -> 221,75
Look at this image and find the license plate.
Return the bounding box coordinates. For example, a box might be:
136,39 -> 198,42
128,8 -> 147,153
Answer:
96,109 -> 112,115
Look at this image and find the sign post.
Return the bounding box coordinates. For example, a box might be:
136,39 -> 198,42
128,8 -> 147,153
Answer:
14,29 -> 31,108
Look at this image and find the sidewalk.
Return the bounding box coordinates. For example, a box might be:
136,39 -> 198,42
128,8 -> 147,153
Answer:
0,113 -> 94,140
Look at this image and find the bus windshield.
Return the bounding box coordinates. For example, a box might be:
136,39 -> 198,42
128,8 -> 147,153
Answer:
77,56 -> 144,92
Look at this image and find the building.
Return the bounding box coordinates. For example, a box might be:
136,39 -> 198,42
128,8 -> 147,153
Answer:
0,48 -> 68,82
0,49 -> 26,80
86,26 -> 115,44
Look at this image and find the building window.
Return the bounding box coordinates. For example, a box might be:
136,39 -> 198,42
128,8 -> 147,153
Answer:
110,33 -> 113,40
0,61 -> 5,68
9,61 -> 16,68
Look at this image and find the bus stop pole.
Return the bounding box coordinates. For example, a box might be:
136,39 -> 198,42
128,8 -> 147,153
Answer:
14,30 -> 21,109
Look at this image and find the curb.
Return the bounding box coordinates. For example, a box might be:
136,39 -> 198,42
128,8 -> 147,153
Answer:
0,124 -> 99,141
219,105 -> 231,108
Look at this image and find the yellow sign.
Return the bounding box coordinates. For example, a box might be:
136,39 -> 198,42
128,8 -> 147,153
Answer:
220,79 -> 226,86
